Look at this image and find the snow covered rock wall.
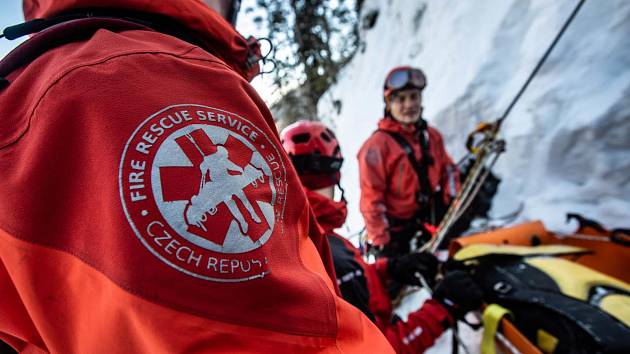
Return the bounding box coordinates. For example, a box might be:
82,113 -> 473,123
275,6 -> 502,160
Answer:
319,0 -> 630,234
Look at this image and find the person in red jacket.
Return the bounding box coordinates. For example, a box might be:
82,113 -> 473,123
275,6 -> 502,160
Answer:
358,66 -> 460,257
0,1 -> 394,353
281,121 -> 483,353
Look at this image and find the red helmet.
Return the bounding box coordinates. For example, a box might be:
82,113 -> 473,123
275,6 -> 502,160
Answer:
383,66 -> 427,100
280,120 -> 343,190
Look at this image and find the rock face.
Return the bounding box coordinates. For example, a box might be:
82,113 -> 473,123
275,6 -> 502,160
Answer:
319,0 -> 630,233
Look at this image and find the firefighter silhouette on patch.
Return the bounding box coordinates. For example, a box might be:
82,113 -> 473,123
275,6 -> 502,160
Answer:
185,145 -> 265,234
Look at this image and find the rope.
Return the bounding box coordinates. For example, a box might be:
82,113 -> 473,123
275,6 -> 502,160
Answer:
425,0 -> 588,252
497,0 -> 587,129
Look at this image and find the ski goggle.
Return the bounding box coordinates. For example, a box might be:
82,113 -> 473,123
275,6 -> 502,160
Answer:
384,68 -> 426,94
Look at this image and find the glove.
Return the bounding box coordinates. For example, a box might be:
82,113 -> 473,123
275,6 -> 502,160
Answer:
433,270 -> 483,318
387,252 -> 438,286
366,242 -> 386,257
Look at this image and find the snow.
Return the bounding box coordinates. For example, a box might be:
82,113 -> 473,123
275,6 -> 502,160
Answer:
318,1 -> 630,351
319,0 -> 630,239
0,2 -> 26,59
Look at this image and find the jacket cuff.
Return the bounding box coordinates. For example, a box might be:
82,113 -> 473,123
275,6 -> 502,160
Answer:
367,230 -> 390,246
423,299 -> 454,329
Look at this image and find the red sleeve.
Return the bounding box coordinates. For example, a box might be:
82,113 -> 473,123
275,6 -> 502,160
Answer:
0,23 -> 395,354
357,136 -> 390,246
431,128 -> 461,204
441,163 -> 460,205
364,258 -> 393,324
383,299 -> 453,354
373,258 -> 390,286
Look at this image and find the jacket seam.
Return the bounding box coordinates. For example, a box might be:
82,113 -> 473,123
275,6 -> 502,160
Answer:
0,46 -> 227,150
296,201 -> 339,337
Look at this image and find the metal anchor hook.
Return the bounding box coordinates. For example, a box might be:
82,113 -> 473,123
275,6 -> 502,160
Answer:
246,37 -> 277,77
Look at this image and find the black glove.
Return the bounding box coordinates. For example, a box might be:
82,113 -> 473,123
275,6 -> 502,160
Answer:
433,270 -> 483,318
387,252 -> 439,286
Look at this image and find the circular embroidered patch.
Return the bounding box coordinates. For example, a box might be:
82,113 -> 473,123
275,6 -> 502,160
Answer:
119,104 -> 287,282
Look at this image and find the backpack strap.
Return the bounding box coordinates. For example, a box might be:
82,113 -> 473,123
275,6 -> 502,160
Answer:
376,123 -> 436,223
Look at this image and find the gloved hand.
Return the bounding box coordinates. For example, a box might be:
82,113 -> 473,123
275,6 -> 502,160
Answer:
433,270 -> 483,318
387,252 -> 438,286
366,242 -> 386,257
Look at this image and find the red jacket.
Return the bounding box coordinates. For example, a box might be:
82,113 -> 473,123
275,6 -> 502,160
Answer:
0,1 -> 392,353
306,189 -> 452,353
358,118 -> 459,246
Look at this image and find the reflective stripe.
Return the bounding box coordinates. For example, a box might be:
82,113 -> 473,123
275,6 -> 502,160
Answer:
336,269 -> 364,285
401,326 -> 423,345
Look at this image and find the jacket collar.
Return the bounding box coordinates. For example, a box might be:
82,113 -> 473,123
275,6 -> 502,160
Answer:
21,0 -> 260,81
377,117 -> 420,136
304,188 -> 347,234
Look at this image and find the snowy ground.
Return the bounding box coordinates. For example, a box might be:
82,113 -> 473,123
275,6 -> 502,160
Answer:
319,0 -> 630,239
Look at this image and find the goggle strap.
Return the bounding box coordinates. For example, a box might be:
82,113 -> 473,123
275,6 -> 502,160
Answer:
290,155 -> 343,175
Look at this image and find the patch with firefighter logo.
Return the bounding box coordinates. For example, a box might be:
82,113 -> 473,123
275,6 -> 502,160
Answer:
119,104 -> 287,282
